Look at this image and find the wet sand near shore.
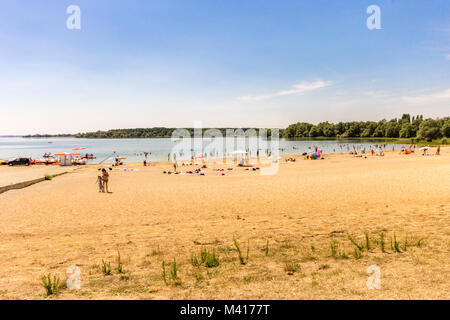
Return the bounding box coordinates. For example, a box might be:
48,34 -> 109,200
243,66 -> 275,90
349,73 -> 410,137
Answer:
0,148 -> 449,299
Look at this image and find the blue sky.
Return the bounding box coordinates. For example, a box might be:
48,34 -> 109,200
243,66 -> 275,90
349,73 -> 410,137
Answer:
0,0 -> 449,134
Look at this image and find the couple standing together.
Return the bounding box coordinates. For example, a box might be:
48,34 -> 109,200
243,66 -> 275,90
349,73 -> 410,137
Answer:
97,168 -> 110,193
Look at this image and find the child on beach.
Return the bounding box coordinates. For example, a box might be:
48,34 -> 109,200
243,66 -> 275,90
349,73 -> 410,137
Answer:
96,175 -> 103,192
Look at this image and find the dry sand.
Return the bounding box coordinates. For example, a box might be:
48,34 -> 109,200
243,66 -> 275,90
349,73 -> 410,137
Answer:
0,148 -> 449,299
0,165 -> 77,186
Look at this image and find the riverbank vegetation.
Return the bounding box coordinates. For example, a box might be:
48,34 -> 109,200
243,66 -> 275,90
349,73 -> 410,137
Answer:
284,114 -> 450,143
23,114 -> 450,144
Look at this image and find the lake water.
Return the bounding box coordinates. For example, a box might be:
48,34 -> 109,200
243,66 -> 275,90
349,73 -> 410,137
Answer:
0,137 -> 404,163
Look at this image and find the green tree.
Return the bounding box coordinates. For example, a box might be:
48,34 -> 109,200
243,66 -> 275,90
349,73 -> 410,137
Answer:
400,114 -> 411,124
360,122 -> 377,137
441,120 -> 450,138
317,122 -> 335,137
309,126 -> 322,137
399,123 -> 414,138
372,120 -> 386,137
417,119 -> 442,141
385,121 -> 401,138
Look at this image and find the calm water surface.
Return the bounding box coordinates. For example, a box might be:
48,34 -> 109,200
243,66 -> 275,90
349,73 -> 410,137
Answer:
0,137 -> 404,163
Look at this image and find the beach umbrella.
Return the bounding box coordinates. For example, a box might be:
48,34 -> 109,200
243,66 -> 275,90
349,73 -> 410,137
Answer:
72,147 -> 86,150
71,152 -> 80,155
419,147 -> 429,151
116,156 -> 126,159
194,154 -> 206,159
54,152 -> 66,156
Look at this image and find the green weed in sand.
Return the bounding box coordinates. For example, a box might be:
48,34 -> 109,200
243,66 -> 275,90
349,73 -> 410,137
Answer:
101,260 -> 112,275
41,274 -> 61,297
190,248 -> 220,268
233,236 -> 249,265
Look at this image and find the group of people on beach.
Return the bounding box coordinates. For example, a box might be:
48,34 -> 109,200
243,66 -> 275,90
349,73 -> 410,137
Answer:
96,168 -> 110,193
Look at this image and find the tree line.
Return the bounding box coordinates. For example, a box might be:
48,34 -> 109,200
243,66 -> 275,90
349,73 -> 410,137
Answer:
73,128 -> 280,139
283,114 -> 450,142
23,114 -> 450,142
23,133 -> 75,138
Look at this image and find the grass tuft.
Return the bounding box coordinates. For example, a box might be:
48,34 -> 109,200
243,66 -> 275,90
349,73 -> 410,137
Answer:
284,262 -> 300,274
341,252 -> 349,259
393,233 -> 402,253
347,232 -> 364,251
116,251 -> 124,274
162,261 -> 167,285
380,232 -> 386,253
364,231 -> 371,251
170,259 -> 178,280
330,240 -> 339,258
191,248 -> 220,268
205,249 -> 220,268
352,248 -> 362,259
101,260 -> 112,275
402,236 -> 408,252
233,236 -> 249,265
169,259 -> 181,285
41,274 -> 61,296
417,238 -> 425,247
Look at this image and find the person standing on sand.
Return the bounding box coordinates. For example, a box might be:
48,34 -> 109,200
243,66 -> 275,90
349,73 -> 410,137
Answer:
96,175 -> 104,193
436,146 -> 440,155
101,168 -> 110,193
173,160 -> 178,173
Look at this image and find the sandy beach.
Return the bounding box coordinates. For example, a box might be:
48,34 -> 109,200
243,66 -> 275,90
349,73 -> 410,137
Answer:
0,148 -> 449,299
0,165 -> 78,186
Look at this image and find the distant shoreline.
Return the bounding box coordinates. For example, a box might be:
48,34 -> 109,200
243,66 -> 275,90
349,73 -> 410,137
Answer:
11,135 -> 445,146
16,113 -> 450,144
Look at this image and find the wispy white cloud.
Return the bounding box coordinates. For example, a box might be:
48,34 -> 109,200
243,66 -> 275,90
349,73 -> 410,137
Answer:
402,89 -> 450,104
239,80 -> 332,101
